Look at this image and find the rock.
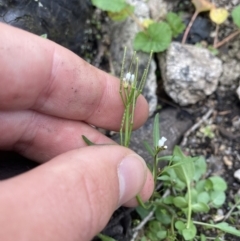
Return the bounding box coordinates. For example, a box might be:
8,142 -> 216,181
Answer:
108,0 -> 157,116
234,169 -> 240,181
0,0 -> 95,61
159,42 -> 223,106
147,0 -> 172,20
112,108 -> 193,165
220,59 -> 240,86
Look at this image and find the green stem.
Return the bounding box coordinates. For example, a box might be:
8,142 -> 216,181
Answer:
124,105 -> 130,147
186,182 -> 192,228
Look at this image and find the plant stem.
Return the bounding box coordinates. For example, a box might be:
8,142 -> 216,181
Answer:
186,182 -> 192,228
223,198 -> 240,221
182,10 -> 199,44
153,152 -> 158,186
215,29 -> 240,48
213,24 -> 219,48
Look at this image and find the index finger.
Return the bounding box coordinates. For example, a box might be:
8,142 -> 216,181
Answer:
0,23 -> 148,130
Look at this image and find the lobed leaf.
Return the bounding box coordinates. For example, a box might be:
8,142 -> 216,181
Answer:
134,22 -> 172,53
166,12 -> 186,38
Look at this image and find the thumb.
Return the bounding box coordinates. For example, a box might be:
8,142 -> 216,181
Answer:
0,145 -> 154,241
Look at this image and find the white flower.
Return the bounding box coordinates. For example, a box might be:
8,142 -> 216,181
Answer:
158,136 -> 167,147
123,72 -> 135,87
125,72 -> 131,81
130,74 -> 135,83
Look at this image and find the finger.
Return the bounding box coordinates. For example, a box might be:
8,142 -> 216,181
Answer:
0,110 -> 115,162
0,23 -> 148,130
0,145 -> 153,241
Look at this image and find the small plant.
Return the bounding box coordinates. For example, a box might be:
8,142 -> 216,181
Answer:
91,0 -> 186,53
83,49 -> 240,241
199,125 -> 215,138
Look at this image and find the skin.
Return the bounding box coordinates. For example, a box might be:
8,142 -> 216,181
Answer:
0,23 -> 154,241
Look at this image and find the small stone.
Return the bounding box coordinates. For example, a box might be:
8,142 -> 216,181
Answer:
219,59 -> 240,85
159,42 -> 222,106
223,156 -> 233,169
219,144 -> 226,151
234,169 -> 240,181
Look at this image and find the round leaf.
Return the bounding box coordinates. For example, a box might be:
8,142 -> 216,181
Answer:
173,196 -> 188,208
209,176 -> 227,191
210,191 -> 226,207
133,22 -> 172,53
192,202 -> 210,213
175,220 -> 185,231
197,191 -> 210,204
210,8 -> 229,25
182,223 -> 197,240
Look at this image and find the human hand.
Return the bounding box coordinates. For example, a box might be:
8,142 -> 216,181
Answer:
0,23 -> 154,241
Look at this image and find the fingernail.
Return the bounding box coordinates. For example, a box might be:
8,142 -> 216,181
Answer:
117,154 -> 147,206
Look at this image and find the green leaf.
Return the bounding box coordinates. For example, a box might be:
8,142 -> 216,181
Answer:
143,140 -> 154,157
197,191 -> 210,204
153,113 -> 160,149
191,202 -> 210,213
136,205 -> 152,220
175,220 -> 185,231
108,4 -> 134,21
193,156 -> 207,181
209,176 -> 227,191
210,190 -> 226,207
166,12 -> 186,38
174,221 -> 186,231
215,222 -> 240,236
205,179 -> 213,191
91,0 -> 127,12
41,33 -> 47,39
200,234 -> 207,241
172,157 -> 195,185
232,5 -> 240,28
97,233 -> 117,241
163,196 -> 174,204
196,180 -> 206,192
182,222 -> 197,240
157,230 -> 167,240
155,208 -> 172,225
134,22 -> 172,53
82,135 -> 95,146
173,196 -> 188,208
157,175 -> 171,181
172,145 -> 185,159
